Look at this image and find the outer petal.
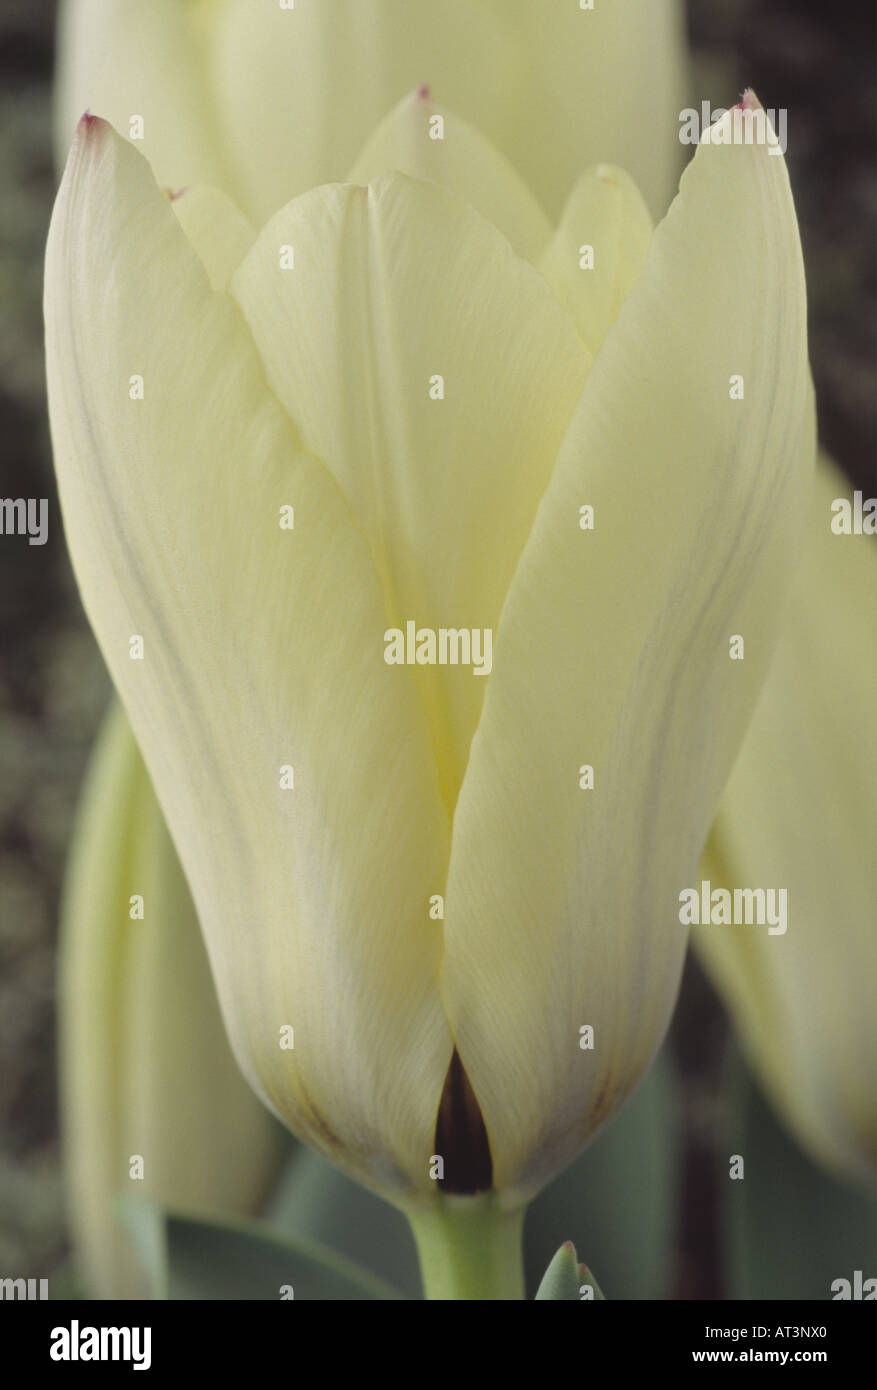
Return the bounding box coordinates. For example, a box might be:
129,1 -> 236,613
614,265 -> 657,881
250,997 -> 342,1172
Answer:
538,164 -> 653,357
230,173 -> 588,809
348,88 -> 553,263
57,2 -> 687,223
46,118 -> 452,1203
441,101 -> 815,1201
697,457 -> 877,1186
60,703 -> 286,1299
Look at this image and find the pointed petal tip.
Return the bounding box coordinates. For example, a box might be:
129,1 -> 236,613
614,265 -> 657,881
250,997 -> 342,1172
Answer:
417,82 -> 431,101
77,110 -> 107,139
727,89 -> 765,119
58,112 -> 114,189
68,112 -> 115,169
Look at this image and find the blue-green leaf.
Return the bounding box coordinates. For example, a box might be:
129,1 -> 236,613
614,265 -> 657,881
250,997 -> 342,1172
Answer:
266,1147 -> 422,1296
164,1208 -> 404,1301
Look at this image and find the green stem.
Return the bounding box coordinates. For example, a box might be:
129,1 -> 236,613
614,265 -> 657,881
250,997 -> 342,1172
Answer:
406,1194 -> 526,1300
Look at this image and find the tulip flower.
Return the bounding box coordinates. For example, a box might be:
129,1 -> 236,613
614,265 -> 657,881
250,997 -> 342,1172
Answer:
696,457 -> 877,1190
60,703 -> 286,1298
45,82 -> 813,1296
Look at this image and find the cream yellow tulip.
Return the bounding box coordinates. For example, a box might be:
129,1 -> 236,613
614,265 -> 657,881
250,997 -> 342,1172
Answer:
45,91 -> 813,1222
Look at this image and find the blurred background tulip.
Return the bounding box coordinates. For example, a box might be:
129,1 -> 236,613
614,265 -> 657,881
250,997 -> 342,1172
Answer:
60,704 -> 287,1297
54,0 -> 687,222
698,457 -> 877,1191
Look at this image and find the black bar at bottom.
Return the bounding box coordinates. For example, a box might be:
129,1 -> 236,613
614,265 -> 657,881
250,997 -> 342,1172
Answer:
2,1297 -> 872,1374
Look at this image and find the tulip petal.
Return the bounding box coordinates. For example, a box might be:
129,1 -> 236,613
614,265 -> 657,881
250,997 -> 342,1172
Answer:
230,174 -> 589,809
46,118 -> 453,1202
697,457 -> 877,1185
170,185 -> 256,292
538,165 -> 653,357
441,101 -> 815,1200
348,89 -> 552,262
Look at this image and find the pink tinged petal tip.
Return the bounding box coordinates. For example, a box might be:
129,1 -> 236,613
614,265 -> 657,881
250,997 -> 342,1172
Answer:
731,88 -> 762,113
417,83 -> 431,100
77,111 -> 109,144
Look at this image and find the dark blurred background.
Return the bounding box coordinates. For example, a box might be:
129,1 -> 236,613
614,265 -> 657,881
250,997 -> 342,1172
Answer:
0,0 -> 873,1291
